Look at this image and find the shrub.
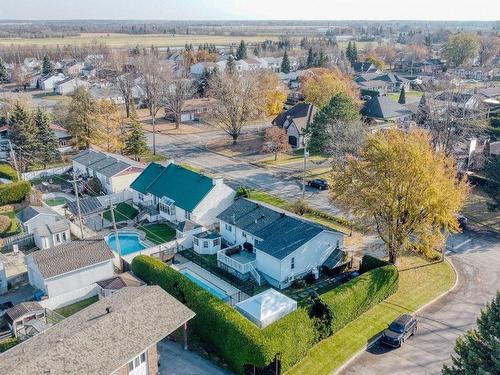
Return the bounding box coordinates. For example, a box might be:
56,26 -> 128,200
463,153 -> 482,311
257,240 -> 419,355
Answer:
0,163 -> 18,182
359,255 -> 389,273
289,198 -> 310,215
304,272 -> 316,284
86,177 -> 104,196
0,181 -> 31,206
309,297 -> 333,340
0,215 -> 10,233
236,186 -> 249,198
131,255 -> 398,374
321,264 -> 399,333
291,278 -> 307,289
0,337 -> 18,353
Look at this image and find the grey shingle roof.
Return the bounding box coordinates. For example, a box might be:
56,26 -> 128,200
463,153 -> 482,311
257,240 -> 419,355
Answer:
361,96 -> 413,120
272,102 -> 316,131
0,286 -> 195,375
194,231 -> 221,240
16,206 -> 58,223
33,220 -> 69,237
5,302 -> 44,322
72,149 -> 139,178
67,196 -> 103,216
217,198 -> 329,260
31,238 -> 114,279
96,272 -> 145,290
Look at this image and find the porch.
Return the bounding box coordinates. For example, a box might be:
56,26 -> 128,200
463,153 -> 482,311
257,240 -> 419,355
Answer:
216,246 -> 261,285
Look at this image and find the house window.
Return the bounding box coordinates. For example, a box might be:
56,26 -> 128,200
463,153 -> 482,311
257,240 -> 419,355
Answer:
242,232 -> 247,239
185,211 -> 191,220
225,223 -> 232,232
194,238 -> 199,246
203,241 -> 209,248
62,232 -> 67,241
128,351 -> 147,374
138,193 -> 144,201
254,239 -> 261,247
291,257 -> 295,270
55,233 -> 61,244
213,238 -> 220,246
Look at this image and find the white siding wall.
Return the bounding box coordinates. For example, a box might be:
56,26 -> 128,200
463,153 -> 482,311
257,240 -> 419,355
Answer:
44,261 -> 114,298
219,219 -> 237,244
26,256 -> 47,293
255,250 -> 282,282
109,171 -> 142,193
193,182 -> 236,226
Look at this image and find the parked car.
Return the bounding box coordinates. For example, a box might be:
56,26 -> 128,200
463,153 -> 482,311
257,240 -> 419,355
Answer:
457,214 -> 468,230
307,179 -> 329,190
380,314 -> 417,348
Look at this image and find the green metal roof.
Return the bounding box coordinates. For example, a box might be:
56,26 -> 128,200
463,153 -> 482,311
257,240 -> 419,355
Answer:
130,163 -> 215,212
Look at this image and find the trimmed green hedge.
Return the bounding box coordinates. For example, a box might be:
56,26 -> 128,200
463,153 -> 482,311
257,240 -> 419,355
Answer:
359,255 -> 389,273
131,256 -> 317,373
0,163 -> 18,182
0,181 -> 31,206
0,337 -> 18,353
321,264 -> 399,333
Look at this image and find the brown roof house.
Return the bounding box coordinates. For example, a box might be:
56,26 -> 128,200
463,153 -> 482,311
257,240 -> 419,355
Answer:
96,272 -> 145,299
0,286 -> 195,375
25,239 -> 116,309
272,102 -> 316,148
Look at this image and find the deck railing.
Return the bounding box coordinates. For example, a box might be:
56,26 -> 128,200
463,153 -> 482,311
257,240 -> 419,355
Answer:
217,249 -> 256,274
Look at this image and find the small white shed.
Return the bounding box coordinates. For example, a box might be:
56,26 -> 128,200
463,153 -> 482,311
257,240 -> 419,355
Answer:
235,289 -> 297,328
193,231 -> 222,255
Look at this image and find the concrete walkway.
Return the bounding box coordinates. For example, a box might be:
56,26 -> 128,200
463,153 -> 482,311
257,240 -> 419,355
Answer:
158,339 -> 232,375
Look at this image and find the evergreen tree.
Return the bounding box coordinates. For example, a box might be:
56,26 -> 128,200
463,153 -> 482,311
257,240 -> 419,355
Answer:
281,50 -> 291,73
318,50 -> 328,67
307,47 -> 314,68
42,55 -> 54,75
226,55 -> 236,75
483,155 -> 500,212
33,107 -> 60,168
416,94 -> 430,125
0,57 -> 8,83
398,87 -> 406,104
124,108 -> 149,161
346,41 -> 353,62
9,103 -> 37,170
308,92 -> 361,154
443,292 -> 500,375
351,42 -> 358,62
65,87 -> 96,149
236,40 -> 247,60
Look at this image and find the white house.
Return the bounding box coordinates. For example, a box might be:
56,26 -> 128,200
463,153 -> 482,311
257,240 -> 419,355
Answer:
190,61 -> 217,77
72,149 -> 144,194
16,206 -> 61,234
25,239 -> 115,308
39,73 -> 66,91
54,77 -> 89,95
131,161 -> 235,227
33,220 -> 71,250
193,231 -> 222,255
217,198 -> 345,289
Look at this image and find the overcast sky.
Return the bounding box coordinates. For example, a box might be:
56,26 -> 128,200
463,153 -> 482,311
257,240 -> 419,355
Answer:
1,0 -> 498,21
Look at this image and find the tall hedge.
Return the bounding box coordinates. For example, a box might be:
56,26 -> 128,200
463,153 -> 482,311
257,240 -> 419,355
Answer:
359,255 -> 389,273
0,163 -> 18,182
131,255 -> 398,374
0,181 -> 31,206
321,264 -> 399,333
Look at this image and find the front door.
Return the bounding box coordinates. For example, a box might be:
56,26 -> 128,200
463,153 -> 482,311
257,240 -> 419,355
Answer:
288,135 -> 298,147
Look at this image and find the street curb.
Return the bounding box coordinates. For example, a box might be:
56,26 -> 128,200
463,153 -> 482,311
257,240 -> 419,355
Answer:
332,257 -> 459,375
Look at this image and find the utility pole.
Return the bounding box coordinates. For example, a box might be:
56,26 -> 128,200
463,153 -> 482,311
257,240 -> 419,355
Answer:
110,200 -> 123,273
70,171 -> 85,239
7,140 -> 21,181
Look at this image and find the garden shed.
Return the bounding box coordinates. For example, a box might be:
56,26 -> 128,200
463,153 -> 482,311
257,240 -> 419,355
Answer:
235,288 -> 297,328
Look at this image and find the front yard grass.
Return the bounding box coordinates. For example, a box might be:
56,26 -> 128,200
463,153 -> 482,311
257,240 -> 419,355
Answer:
256,150 -> 327,167
461,188 -> 500,232
286,255 -> 456,375
137,223 -> 176,245
55,296 -> 99,317
102,202 -> 138,222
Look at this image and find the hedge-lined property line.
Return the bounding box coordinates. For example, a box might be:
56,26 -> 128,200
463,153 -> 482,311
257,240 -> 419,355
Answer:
0,181 -> 31,206
0,163 -> 18,182
131,255 -> 398,374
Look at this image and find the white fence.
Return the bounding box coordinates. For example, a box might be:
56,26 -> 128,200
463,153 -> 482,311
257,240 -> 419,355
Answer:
38,284 -> 98,310
96,190 -> 134,206
23,165 -> 72,181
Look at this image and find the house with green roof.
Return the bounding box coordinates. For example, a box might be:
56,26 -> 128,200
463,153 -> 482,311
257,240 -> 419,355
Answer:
130,162 -> 235,246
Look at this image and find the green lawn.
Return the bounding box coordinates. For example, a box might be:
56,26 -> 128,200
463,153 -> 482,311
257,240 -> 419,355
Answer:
55,296 -> 98,317
103,202 -> 138,222
286,256 -> 456,375
0,211 -> 21,238
388,91 -> 424,102
44,197 -> 69,207
247,190 -> 289,209
462,188 -> 500,232
257,151 -> 327,167
137,223 -> 176,245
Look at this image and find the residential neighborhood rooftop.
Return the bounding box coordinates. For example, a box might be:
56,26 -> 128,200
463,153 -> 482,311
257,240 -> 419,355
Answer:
0,286 -> 196,375
4,301 -> 43,322
361,96 -> 413,120
30,238 -> 114,279
16,205 -> 58,223
72,149 -> 143,178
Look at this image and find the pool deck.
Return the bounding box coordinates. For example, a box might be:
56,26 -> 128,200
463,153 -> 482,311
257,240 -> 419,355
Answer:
172,259 -> 247,302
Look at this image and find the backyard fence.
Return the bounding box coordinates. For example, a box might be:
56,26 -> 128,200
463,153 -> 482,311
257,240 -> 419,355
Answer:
22,165 -> 72,181
0,233 -> 34,252
96,190 -> 134,207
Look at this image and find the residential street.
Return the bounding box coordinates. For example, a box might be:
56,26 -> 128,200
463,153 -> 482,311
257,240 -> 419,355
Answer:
338,227 -> 500,375
147,127 -> 340,214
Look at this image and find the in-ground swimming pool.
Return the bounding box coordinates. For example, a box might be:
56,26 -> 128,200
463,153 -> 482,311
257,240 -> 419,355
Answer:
180,269 -> 229,301
105,232 -> 148,256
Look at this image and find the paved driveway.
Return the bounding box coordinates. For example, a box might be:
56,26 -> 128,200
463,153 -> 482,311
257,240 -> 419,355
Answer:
158,339 -> 232,375
338,228 -> 500,375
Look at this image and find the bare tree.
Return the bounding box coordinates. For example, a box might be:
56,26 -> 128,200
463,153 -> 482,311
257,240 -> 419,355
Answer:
479,35 -> 500,67
208,70 -> 266,144
323,119 -> 367,162
136,54 -> 170,155
262,127 -> 291,160
164,77 -> 195,129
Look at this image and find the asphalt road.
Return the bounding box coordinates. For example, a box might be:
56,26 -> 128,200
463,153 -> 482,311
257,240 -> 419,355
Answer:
338,227 -> 500,375
148,128 -> 338,214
